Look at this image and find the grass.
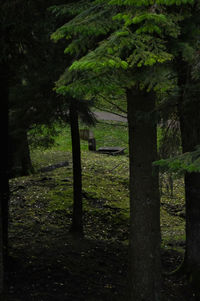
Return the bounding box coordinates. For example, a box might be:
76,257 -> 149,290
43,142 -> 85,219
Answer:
41,120 -> 129,153
30,120 -> 185,252
8,120 -> 187,300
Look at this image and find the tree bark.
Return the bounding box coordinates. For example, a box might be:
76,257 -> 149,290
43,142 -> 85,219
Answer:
179,93 -> 200,294
175,56 -> 200,295
0,61 -> 9,295
9,129 -> 33,177
127,88 -> 161,301
19,129 -> 33,176
69,100 -> 83,237
0,199 -> 4,297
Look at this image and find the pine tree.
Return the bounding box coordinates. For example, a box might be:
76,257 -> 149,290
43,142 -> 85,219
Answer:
0,2 -> 68,290
171,8 -> 200,294
153,3 -> 200,294
7,0 -> 70,177
51,0 -> 196,299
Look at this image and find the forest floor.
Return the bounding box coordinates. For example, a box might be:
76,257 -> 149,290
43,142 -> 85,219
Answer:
7,121 -> 196,300
7,148 -> 196,301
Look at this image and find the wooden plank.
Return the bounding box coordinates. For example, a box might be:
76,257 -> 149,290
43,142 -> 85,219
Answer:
97,147 -> 126,155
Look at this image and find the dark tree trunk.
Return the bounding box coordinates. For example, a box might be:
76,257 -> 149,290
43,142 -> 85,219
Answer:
9,129 -> 33,177
0,202 -> 4,297
0,61 -> 10,295
20,130 -> 33,176
175,57 -> 200,295
69,100 -> 83,237
127,88 -> 161,301
179,94 -> 200,294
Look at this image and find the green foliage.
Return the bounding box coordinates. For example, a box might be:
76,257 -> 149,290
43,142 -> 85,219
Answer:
114,12 -> 180,37
109,0 -> 194,5
49,1 -> 92,18
28,124 -> 63,150
154,146 -> 200,174
53,23 -> 175,99
156,0 -> 194,5
51,0 -> 196,104
51,0 -> 200,186
51,1 -> 119,55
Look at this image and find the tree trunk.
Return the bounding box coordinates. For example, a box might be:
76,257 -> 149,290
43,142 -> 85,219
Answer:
127,88 -> 161,301
20,130 -> 33,176
0,61 -> 9,295
175,56 -> 200,295
9,129 -> 33,177
179,95 -> 200,294
69,100 -> 83,237
0,201 -> 4,297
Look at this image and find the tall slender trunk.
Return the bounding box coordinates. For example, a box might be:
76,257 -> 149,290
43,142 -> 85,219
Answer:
175,58 -> 200,295
69,100 -> 83,236
0,203 -> 4,297
0,61 -> 10,295
127,88 -> 161,301
20,130 -> 33,176
179,94 -> 200,293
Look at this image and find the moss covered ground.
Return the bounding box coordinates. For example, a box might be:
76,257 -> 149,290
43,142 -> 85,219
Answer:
7,121 -> 194,300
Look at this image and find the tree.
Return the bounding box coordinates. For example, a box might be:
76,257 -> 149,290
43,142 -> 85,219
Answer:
176,14 -> 200,293
52,0 -> 200,299
0,2 -> 67,290
7,0 -> 69,177
50,1 -> 176,299
0,1 -> 15,280
0,60 -> 9,297
69,97 -> 96,236
176,67 -> 200,296
156,4 -> 200,292
0,199 -> 4,297
151,2 -> 200,294
2,0 -> 96,240
127,88 -> 161,300
69,100 -> 83,236
69,98 -> 84,236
